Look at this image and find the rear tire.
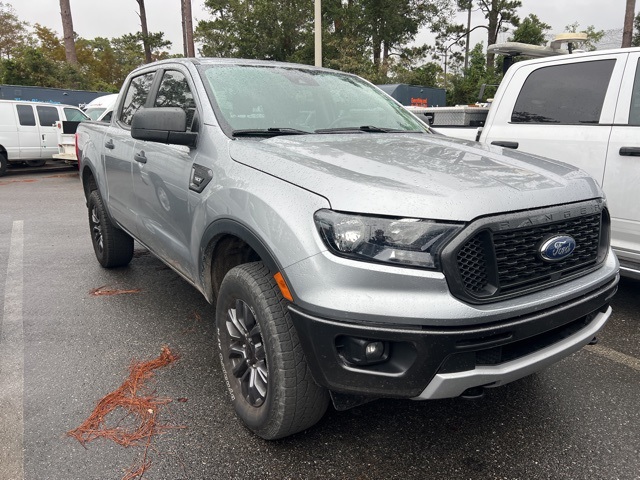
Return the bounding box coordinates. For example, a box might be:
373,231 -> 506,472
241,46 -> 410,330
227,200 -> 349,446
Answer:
216,262 -> 329,440
0,154 -> 7,177
87,190 -> 134,268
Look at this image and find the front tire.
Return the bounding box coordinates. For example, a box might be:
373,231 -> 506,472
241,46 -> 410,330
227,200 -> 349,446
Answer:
87,190 -> 134,268
216,262 -> 329,440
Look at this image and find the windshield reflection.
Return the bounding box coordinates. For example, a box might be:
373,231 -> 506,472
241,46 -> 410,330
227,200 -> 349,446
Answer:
200,64 -> 428,135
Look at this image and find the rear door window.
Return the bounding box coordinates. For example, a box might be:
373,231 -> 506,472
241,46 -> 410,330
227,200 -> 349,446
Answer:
36,106 -> 60,126
119,72 -> 156,125
628,60 -> 640,125
16,105 -> 36,126
511,60 -> 616,124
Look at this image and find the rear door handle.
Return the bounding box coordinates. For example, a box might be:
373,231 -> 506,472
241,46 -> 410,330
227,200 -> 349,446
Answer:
491,141 -> 519,149
619,146 -> 640,156
104,139 -> 115,150
134,150 -> 147,164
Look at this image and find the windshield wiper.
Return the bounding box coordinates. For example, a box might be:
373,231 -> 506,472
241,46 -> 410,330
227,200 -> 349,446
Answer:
232,127 -> 310,137
314,125 -> 420,134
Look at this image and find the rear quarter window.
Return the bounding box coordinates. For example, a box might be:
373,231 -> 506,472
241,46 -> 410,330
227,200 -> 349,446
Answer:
511,59 -> 616,124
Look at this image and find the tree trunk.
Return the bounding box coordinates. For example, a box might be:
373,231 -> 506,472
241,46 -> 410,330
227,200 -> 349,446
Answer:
486,0 -> 499,70
59,0 -> 78,64
622,0 -> 636,47
182,0 -> 195,57
136,0 -> 152,63
181,0 -> 187,56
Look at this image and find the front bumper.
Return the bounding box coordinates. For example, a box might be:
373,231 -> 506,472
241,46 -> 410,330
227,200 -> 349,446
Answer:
289,275 -> 618,399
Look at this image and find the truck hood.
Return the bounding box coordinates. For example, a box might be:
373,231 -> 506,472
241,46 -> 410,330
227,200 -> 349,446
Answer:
229,133 -> 601,221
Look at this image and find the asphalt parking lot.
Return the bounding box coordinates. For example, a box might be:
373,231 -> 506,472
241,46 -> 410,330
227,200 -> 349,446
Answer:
0,165 -> 639,480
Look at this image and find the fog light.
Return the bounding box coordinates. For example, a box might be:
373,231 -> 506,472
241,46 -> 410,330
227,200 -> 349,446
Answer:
338,336 -> 389,366
365,341 -> 384,360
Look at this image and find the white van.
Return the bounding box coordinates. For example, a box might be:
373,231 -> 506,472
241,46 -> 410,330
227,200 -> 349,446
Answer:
83,94 -> 118,123
0,100 -> 89,176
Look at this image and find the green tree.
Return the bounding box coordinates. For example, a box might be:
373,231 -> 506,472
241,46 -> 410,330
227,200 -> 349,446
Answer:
509,13 -> 551,45
477,0 -> 521,69
564,22 -> 605,51
195,0 -> 313,61
448,42 -> 501,104
33,24 -> 66,61
0,2 -> 29,59
632,12 -> 640,46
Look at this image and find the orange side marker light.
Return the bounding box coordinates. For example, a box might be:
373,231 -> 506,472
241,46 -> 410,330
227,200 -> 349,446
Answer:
273,272 -> 294,302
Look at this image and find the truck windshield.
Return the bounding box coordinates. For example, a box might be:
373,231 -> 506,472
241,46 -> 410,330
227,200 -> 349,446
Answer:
200,64 -> 428,135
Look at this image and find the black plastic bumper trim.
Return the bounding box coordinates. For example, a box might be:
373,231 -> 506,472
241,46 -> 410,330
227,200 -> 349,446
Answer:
289,275 -> 618,398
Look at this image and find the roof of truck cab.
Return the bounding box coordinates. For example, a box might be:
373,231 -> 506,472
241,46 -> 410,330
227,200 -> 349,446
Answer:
131,57 -> 343,74
505,46 -> 640,69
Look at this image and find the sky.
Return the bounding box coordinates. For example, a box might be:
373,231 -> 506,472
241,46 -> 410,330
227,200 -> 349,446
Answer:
9,0 -> 639,56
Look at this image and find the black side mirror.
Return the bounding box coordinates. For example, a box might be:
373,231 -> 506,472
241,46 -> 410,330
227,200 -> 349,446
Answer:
131,107 -> 197,147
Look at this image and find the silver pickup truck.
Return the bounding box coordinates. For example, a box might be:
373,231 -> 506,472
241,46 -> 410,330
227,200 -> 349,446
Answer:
77,58 -> 619,440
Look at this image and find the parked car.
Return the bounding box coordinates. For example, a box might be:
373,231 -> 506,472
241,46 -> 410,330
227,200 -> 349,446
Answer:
416,47 -> 640,280
0,100 -> 88,176
77,58 -> 619,439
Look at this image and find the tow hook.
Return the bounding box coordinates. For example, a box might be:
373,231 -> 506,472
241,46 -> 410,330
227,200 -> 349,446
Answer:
589,336 -> 598,345
460,387 -> 485,399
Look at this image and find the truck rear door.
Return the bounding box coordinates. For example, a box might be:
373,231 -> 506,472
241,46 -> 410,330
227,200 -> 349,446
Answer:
104,71 -> 157,235
603,51 -> 640,274
481,52 -> 627,184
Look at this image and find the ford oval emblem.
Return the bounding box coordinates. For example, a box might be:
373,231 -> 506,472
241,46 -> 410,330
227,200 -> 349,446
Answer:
540,235 -> 576,262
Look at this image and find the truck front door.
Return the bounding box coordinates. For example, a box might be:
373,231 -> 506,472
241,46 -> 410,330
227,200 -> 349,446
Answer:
603,52 -> 640,275
131,68 -> 199,280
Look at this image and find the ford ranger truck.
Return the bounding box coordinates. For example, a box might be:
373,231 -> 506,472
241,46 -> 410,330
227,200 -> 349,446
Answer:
76,58 -> 619,440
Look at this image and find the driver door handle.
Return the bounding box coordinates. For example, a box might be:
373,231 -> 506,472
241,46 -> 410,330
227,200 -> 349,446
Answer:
104,139 -> 115,150
619,146 -> 640,157
134,151 -> 147,164
491,140 -> 519,149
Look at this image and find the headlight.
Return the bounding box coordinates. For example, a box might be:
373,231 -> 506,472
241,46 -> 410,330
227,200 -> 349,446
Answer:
314,209 -> 464,270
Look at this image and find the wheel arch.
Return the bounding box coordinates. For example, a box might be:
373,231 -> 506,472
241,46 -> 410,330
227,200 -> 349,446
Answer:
200,219 -> 284,304
81,163 -> 99,204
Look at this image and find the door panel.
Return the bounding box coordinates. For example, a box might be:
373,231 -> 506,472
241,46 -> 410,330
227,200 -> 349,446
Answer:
103,125 -> 138,234
35,106 -> 60,160
483,53 -> 627,185
15,105 -> 40,160
104,71 -> 158,234
132,69 -> 199,280
132,141 -> 194,278
603,53 -> 640,261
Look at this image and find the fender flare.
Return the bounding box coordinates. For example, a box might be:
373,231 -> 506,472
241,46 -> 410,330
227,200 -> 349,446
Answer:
199,218 -> 287,302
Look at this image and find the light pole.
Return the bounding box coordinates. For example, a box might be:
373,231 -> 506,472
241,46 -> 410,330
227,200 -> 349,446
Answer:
315,0 -> 322,67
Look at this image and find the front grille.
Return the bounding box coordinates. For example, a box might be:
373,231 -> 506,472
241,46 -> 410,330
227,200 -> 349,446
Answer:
449,202 -> 608,303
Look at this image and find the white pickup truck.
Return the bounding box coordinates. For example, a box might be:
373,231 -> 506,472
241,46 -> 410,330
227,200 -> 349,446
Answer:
427,47 -> 640,279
